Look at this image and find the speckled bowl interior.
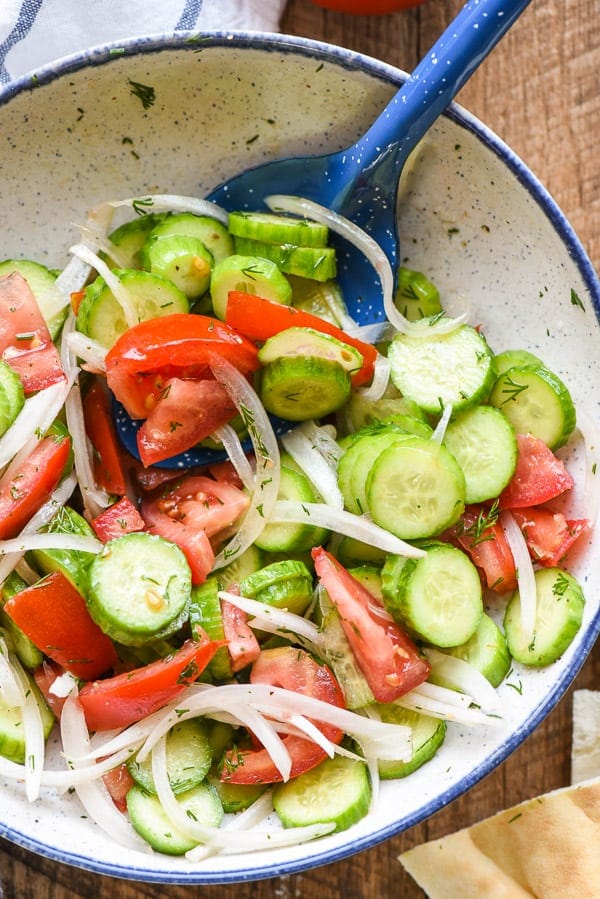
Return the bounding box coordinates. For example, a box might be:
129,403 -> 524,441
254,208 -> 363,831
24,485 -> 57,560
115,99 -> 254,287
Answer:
0,32 -> 599,885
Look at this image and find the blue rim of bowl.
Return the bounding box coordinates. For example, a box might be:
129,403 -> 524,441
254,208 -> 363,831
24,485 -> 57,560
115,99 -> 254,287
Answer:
0,29 -> 599,884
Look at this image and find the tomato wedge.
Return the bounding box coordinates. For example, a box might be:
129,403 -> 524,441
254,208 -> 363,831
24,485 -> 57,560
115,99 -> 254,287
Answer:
91,496 -> 146,542
511,507 -> 589,567
312,547 -> 430,702
0,429 -> 72,539
4,571 -> 119,680
0,272 -> 65,395
82,380 -> 128,495
225,291 -> 377,387
105,313 -> 260,419
136,377 -> 237,466
449,505 -> 517,594
221,599 -> 261,673
499,433 -> 574,508
220,646 -> 345,784
78,634 -> 222,731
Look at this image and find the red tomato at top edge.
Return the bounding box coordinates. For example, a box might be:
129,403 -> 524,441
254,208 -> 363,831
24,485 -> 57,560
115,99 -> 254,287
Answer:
309,0 -> 426,13
104,313 -> 259,420
219,646 -> 345,785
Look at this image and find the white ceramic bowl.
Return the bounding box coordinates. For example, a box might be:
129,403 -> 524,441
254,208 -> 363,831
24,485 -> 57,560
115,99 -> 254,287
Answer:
0,32 -> 599,885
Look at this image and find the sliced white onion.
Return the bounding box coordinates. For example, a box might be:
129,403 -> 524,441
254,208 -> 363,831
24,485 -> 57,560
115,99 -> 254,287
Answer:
208,354 -> 280,569
266,195 -> 465,338
298,420 -> 344,467
431,402 -> 453,444
394,683 -> 501,726
211,424 -> 255,491
55,253 -> 94,299
500,510 -> 537,643
218,590 -> 323,648
575,408 -> 600,526
269,500 -> 426,558
0,379 -> 72,470
355,353 -> 390,402
0,533 -> 102,555
65,330 -> 107,374
49,671 -> 79,698
0,471 -> 77,585
102,193 -> 229,225
185,792 -> 276,861
68,243 -> 137,329
60,692 -> 150,852
423,648 -> 500,713
0,635 -> 28,708
10,653 -> 46,801
281,427 -> 343,508
412,680 -> 474,708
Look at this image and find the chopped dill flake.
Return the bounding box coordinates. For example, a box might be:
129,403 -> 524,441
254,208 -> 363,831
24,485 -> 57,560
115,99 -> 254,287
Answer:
128,79 -> 156,110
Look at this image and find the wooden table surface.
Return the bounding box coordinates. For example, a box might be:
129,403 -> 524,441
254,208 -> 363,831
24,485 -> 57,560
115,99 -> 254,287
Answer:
1,1 -> 598,896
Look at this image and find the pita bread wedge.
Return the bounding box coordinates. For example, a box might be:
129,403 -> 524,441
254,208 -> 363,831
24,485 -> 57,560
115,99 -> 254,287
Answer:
572,690 -> 600,784
399,777 -> 600,898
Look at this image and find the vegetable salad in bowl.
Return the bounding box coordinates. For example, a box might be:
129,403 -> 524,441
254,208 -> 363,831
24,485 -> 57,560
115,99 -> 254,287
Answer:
0,191 -> 596,864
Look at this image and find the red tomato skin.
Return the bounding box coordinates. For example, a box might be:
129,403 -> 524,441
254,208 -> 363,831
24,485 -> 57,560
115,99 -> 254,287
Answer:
4,571 -> 119,680
78,635 -> 222,731
33,659 -> 68,719
511,507 -> 589,567
83,380 -> 128,495
312,547 -> 430,702
225,291 -> 377,387
0,272 -> 65,395
102,764 -> 136,812
91,496 -> 146,543
221,599 -> 261,673
310,0 -> 425,11
136,377 -> 237,467
0,432 -> 72,539
220,646 -> 346,785
449,505 -> 517,594
105,313 -> 259,419
499,434 -> 574,509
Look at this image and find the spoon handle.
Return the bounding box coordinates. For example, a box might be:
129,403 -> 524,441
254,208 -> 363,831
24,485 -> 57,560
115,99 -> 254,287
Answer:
348,0 -> 532,179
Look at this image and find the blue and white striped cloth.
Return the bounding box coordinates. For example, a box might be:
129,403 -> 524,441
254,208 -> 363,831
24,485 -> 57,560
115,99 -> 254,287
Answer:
0,0 -> 286,84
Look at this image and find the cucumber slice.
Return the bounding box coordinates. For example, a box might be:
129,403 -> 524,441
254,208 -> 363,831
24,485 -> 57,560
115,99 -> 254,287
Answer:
376,704 -> 446,779
489,365 -> 576,450
317,587 -> 374,709
87,533 -> 192,646
207,772 -> 267,813
366,436 -> 466,540
26,505 -> 96,597
0,360 -> 25,438
273,755 -> 371,832
394,266 -> 442,322
210,254 -> 292,320
233,236 -> 336,282
108,212 -> 168,269
76,269 -> 189,349
189,577 -> 232,681
0,259 -> 67,340
148,213 -> 234,265
258,326 -> 363,375
142,234 -> 213,299
239,559 -> 314,615
437,612 -> 511,687
0,572 -> 43,669
347,565 -> 384,601
342,388 -> 428,433
127,719 -> 212,795
254,465 -> 329,552
503,567 -> 585,667
288,275 -> 349,326
126,781 -> 223,855
337,426 -> 413,515
442,405 -> 518,504
388,324 -> 496,415
259,356 -> 351,422
216,544 -> 265,591
493,348 -> 543,377
0,672 -> 54,764
334,535 -> 387,569
228,211 -> 329,248
381,542 -> 483,647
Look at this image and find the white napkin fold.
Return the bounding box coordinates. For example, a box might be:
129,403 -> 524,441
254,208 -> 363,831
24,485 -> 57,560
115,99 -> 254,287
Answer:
0,0 -> 286,84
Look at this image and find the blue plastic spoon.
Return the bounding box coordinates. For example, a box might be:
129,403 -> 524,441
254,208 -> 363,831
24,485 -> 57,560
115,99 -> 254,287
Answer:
116,0 -> 532,468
